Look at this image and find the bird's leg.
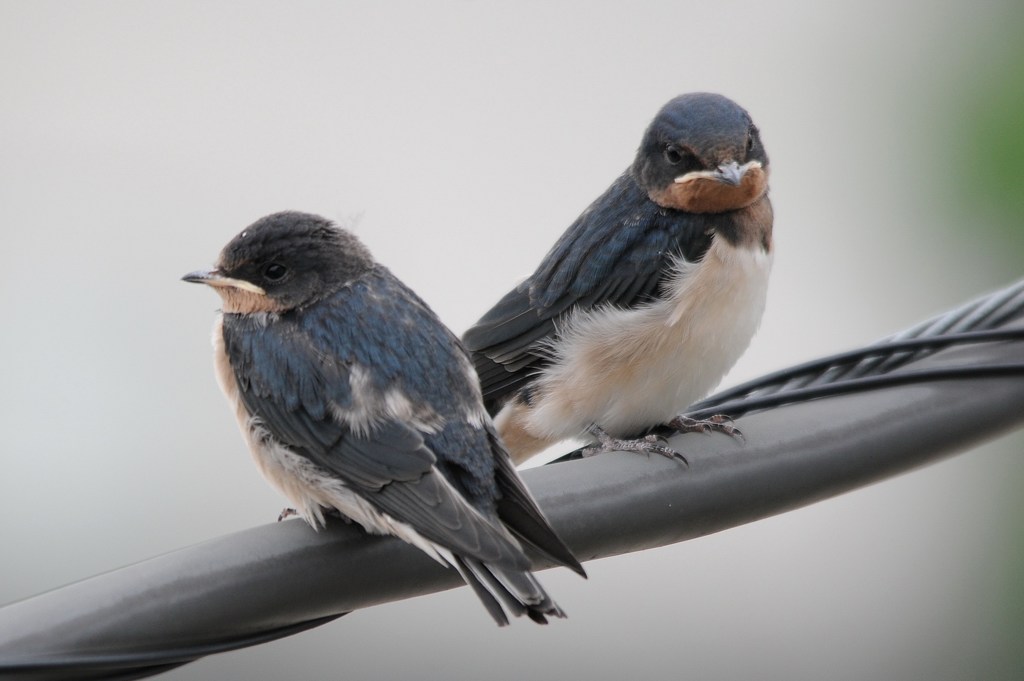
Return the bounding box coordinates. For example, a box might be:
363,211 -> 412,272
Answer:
277,507 -> 298,522
666,414 -> 744,441
581,424 -> 687,464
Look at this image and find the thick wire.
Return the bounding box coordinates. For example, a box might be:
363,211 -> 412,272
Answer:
5,279 -> 1023,680
688,279 -> 1024,417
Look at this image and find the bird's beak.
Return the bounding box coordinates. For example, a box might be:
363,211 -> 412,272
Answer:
182,269 -> 218,285
674,160 -> 762,186
181,269 -> 266,295
714,161 -> 744,186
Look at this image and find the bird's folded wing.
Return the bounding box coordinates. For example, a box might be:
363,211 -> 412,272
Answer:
224,316 -> 531,571
463,175 -> 712,410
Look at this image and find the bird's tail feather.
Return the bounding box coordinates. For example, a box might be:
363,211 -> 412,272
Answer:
489,432 -> 587,577
444,551 -> 565,626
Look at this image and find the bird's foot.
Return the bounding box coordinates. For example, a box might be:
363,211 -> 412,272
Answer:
278,506 -> 349,523
666,414 -> 743,441
582,424 -> 687,465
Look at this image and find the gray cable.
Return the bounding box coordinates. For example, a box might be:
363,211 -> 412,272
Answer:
2,279 -> 1023,681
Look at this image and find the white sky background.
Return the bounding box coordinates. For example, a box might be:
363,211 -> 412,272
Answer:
2,1 -> 1023,679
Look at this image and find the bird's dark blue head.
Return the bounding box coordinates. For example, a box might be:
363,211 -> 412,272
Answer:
183,211 -> 375,313
632,93 -> 769,214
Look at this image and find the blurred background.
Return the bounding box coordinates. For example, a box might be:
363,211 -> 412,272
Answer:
2,1 -> 1023,679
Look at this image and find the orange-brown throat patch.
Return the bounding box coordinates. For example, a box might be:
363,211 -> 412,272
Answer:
650,164 -> 769,214
724,194 -> 774,253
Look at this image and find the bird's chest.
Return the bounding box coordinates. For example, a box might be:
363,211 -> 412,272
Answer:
539,238 -> 772,432
660,236 -> 773,354
211,315 -> 254,444
211,315 -> 334,521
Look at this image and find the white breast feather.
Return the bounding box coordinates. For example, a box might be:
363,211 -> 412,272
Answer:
526,239 -> 772,439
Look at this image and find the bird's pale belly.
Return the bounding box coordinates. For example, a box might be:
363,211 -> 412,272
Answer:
526,239 -> 772,439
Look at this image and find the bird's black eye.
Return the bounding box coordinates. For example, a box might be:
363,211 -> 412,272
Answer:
262,262 -> 288,282
664,146 -> 684,165
746,136 -> 755,153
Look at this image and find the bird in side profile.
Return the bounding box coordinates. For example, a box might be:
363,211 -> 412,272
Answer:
463,92 -> 773,464
183,211 -> 584,625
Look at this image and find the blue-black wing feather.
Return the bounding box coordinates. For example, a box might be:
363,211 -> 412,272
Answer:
463,172 -> 714,413
223,266 -> 578,572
